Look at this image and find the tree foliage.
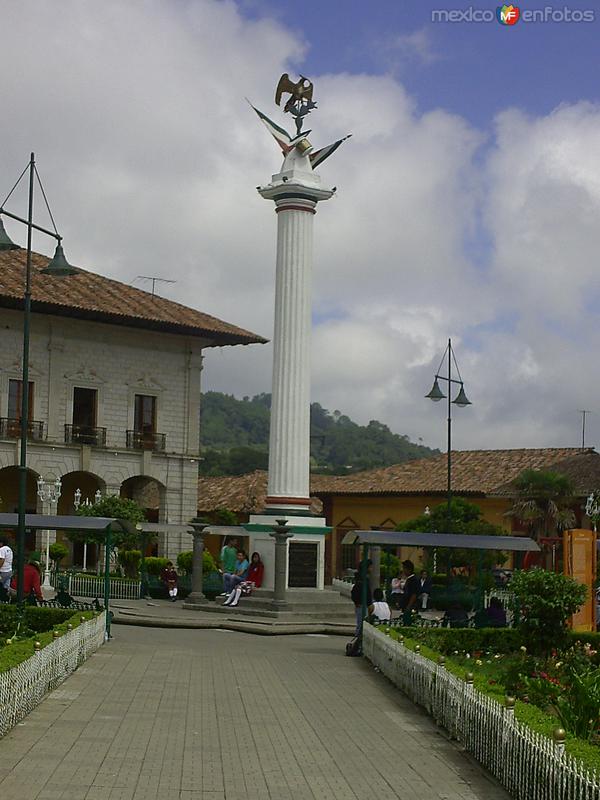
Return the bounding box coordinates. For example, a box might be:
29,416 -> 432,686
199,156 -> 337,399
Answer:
505,469 -> 576,540
401,498 -> 507,576
199,392 -> 438,476
510,568 -> 587,654
67,495 -> 147,550
49,542 -> 69,565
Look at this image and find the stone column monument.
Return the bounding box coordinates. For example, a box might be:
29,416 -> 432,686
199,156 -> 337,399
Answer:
246,76 -> 350,594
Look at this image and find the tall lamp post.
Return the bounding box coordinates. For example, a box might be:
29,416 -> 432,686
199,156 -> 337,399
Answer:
425,338 -> 472,536
74,488 -> 102,571
0,153 -> 77,612
36,476 -> 62,589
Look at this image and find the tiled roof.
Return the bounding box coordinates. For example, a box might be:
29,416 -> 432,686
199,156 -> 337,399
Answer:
492,450 -> 600,498
198,470 -> 323,515
196,449 -> 600,513
0,248 -> 267,346
310,448 -> 594,497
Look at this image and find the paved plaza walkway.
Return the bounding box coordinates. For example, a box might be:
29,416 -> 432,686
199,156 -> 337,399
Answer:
0,627 -> 509,800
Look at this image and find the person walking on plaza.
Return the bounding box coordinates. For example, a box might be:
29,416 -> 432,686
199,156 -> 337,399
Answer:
418,569 -> 433,611
0,535 -> 13,591
160,561 -> 179,601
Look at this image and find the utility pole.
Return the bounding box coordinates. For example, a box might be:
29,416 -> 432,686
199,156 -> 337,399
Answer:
578,410 -> 592,450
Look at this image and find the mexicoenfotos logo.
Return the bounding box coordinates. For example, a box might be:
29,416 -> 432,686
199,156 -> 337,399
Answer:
431,5 -> 595,23
496,4 -> 520,25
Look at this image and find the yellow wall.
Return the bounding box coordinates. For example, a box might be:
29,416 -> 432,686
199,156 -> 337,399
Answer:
327,494 -> 513,578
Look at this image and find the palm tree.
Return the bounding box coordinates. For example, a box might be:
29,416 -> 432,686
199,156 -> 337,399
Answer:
505,469 -> 576,540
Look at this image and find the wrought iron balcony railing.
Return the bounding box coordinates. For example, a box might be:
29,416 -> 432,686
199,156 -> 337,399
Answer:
64,424 -> 107,447
126,430 -> 166,452
0,417 -> 44,441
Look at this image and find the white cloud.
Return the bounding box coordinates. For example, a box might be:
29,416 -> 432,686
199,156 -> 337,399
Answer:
1,1 -> 599,453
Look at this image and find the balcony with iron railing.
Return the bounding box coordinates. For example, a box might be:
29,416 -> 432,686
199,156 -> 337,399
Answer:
64,424 -> 107,447
0,417 -> 44,441
126,430 -> 166,452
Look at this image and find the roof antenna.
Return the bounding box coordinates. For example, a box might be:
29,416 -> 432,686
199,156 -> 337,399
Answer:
133,275 -> 176,299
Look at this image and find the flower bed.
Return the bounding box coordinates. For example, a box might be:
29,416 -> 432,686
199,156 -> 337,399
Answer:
0,610 -> 105,737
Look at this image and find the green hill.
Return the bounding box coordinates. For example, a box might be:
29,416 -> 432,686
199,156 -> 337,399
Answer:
199,392 -> 438,476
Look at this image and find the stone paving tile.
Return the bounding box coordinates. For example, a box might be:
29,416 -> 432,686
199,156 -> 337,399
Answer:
0,627 -> 510,800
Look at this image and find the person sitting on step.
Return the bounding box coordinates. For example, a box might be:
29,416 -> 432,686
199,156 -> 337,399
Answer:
368,587 -> 391,623
223,552 -> 264,607
221,549 -> 249,604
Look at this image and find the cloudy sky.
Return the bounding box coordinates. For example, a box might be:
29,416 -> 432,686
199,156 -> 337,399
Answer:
1,0 -> 599,451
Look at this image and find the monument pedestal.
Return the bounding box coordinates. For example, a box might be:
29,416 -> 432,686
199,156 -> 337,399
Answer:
245,515 -> 330,592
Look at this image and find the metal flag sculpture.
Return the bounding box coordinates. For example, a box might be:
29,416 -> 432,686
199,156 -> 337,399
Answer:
249,73 -> 351,169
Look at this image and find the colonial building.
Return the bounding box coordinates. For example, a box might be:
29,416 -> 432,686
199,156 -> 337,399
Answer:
0,248 -> 265,561
197,448 -> 600,580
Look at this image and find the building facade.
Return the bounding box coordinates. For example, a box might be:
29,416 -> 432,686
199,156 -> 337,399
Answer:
197,448 -> 600,581
0,248 -> 264,561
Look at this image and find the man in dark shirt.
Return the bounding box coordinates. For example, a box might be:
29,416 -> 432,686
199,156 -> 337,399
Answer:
351,562 -> 372,637
400,560 -> 420,619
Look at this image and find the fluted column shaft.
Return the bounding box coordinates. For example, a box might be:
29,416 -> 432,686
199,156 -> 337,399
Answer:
264,196 -> 316,512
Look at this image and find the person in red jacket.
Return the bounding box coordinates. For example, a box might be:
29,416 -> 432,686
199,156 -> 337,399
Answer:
11,560 -> 43,602
223,552 -> 264,607
247,552 -> 264,589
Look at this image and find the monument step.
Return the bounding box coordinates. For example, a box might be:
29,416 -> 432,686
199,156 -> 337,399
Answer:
189,602 -> 354,621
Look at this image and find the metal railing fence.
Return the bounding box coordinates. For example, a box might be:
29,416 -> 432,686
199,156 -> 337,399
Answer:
363,624 -> 600,800
52,572 -> 141,600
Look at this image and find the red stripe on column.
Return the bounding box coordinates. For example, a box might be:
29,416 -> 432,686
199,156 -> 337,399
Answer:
275,205 -> 316,214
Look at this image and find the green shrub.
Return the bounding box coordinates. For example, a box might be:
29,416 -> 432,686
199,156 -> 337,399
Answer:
0,610 -> 96,673
0,605 -> 76,635
117,549 -> 142,578
394,626 -> 524,655
177,550 -> 216,575
380,553 -> 400,581
510,568 -> 587,654
49,542 -> 69,565
144,557 -> 170,576
429,590 -> 475,611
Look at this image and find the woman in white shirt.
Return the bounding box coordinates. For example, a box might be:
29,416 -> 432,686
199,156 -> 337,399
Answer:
369,588 -> 391,622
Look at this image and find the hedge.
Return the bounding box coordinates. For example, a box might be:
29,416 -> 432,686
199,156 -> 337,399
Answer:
394,626 -> 525,655
0,605 -> 76,635
0,610 -> 96,673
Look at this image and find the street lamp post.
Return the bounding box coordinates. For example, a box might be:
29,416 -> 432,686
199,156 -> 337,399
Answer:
36,476 -> 62,590
425,338 -> 472,536
74,489 -> 102,571
0,154 -> 77,613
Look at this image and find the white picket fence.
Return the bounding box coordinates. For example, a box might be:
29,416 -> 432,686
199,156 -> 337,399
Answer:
0,613 -> 106,738
363,624 -> 600,800
63,574 -> 141,600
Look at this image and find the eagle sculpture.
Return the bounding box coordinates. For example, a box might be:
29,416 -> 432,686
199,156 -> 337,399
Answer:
275,73 -> 314,113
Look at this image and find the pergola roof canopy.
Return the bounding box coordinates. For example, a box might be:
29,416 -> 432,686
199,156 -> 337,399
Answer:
0,513 -> 116,531
341,530 -> 540,552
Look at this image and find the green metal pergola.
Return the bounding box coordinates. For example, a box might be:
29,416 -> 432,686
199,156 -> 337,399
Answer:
0,513 -> 117,636
342,529 -> 541,628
